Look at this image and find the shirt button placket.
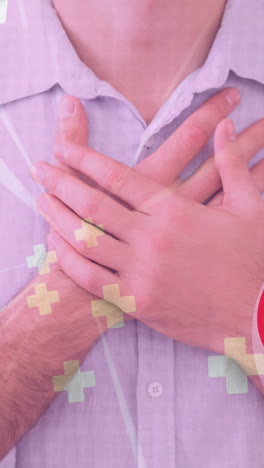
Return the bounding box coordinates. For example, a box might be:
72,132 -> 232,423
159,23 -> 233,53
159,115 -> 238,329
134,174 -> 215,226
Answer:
137,322 -> 175,468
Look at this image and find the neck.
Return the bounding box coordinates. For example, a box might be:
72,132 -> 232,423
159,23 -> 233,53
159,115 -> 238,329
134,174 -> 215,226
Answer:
52,0 -> 227,124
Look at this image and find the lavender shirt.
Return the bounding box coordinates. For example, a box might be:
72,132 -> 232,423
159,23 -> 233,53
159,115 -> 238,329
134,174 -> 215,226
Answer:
1,0 -> 264,467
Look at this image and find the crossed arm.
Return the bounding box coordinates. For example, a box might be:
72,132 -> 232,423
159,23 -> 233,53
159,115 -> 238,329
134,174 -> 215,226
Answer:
2,88 -> 264,460
0,269 -> 114,460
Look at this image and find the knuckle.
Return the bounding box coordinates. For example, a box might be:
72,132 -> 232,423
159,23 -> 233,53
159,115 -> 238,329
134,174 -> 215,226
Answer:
47,172 -> 60,195
150,231 -> 167,252
79,198 -> 96,219
229,149 -> 245,168
57,125 -> 75,142
79,192 -> 105,221
74,146 -> 87,169
81,267 -> 95,292
216,147 -> 241,170
180,123 -> 208,149
101,164 -> 127,192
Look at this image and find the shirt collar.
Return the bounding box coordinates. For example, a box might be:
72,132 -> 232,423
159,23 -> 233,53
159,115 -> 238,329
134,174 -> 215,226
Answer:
194,0 -> 264,93
0,0 -> 264,106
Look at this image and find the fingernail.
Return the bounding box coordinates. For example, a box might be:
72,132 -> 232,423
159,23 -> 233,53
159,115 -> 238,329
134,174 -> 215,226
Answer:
225,88 -> 241,105
30,162 -> 45,183
59,96 -> 76,119
38,194 -> 50,212
226,119 -> 236,141
53,142 -> 65,160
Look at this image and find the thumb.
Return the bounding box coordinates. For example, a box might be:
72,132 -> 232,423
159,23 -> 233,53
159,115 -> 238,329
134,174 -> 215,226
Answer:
214,118 -> 260,213
56,95 -> 88,146
53,95 -> 97,188
48,95 -> 89,240
53,95 -> 88,175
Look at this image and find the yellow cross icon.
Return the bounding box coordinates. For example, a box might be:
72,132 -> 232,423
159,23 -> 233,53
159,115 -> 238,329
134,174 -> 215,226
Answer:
224,337 -> 264,375
52,360 -> 96,403
74,218 -> 104,247
91,284 -> 136,328
26,282 -> 59,315
26,244 -> 57,274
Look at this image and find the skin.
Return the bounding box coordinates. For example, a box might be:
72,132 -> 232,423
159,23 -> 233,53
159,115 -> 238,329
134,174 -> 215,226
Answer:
52,0 -> 227,124
31,92 -> 264,373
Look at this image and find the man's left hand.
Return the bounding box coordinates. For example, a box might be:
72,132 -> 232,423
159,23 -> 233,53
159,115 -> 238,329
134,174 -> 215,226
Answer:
30,116 -> 264,358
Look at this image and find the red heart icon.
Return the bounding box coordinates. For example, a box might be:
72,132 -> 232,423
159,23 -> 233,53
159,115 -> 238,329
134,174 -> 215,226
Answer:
257,290 -> 264,346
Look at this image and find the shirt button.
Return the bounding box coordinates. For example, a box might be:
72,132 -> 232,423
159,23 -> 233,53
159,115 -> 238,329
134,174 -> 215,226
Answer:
144,135 -> 154,148
147,381 -> 163,398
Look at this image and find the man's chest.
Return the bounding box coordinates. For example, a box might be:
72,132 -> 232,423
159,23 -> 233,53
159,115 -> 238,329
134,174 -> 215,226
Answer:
1,75 -> 264,309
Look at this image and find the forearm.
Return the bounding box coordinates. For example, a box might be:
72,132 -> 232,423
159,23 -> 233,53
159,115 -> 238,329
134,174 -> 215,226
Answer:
0,269 -> 106,460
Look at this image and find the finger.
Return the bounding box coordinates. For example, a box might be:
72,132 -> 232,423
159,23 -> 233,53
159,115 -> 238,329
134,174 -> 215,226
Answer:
136,87 -> 241,185
36,192 -> 129,272
54,96 -> 101,190
47,230 -> 119,298
214,118 -> 261,212
54,96 -> 89,177
208,159 -> 264,208
178,117 -> 264,203
52,141 -> 164,211
56,96 -> 88,145
31,161 -> 137,240
49,95 -> 87,237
